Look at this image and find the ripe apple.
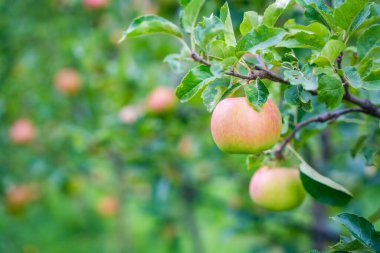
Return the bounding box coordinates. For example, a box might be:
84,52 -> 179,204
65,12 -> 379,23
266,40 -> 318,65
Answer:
9,118 -> 36,144
83,0 -> 108,9
97,196 -> 119,217
54,68 -> 81,95
146,86 -> 176,113
211,97 -> 282,154
249,166 -> 306,211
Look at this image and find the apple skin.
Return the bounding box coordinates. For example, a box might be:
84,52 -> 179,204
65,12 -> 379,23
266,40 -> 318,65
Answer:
249,166 -> 306,211
83,0 -> 108,9
9,118 -> 36,144
210,97 -> 282,154
54,68 -> 81,95
146,86 -> 176,114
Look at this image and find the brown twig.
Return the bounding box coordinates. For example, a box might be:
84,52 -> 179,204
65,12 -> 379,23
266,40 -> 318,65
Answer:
191,52 -> 380,119
274,108 -> 364,159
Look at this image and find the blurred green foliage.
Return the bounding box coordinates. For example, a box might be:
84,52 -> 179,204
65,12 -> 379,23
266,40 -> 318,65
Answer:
0,0 -> 379,253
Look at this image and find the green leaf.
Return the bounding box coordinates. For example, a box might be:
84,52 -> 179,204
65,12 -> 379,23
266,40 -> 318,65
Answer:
120,15 -> 183,41
236,25 -> 287,57
332,238 -> 370,252
311,40 -> 345,66
353,3 -> 380,33
262,0 -> 292,27
176,65 -> 214,102
350,3 -> 372,34
181,0 -> 205,33
343,66 -> 362,89
244,78 -> 269,111
239,11 -> 260,36
362,68 -> 380,90
299,162 -> 353,206
333,0 -> 368,32
201,78 -> 230,112
278,20 -> 329,49
283,65 -> 317,90
284,85 -> 312,111
357,24 -> 380,59
296,0 -> 334,29
179,0 -> 191,6
164,47 -> 192,73
220,2 -> 236,46
317,75 -> 344,109
208,40 -> 235,59
284,85 -> 302,105
194,14 -> 225,49
332,213 -> 380,252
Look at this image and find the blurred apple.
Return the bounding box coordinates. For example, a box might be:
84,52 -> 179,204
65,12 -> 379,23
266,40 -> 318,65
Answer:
54,68 -> 81,95
9,118 -> 36,144
249,166 -> 306,211
146,86 -> 176,114
119,105 -> 142,124
178,135 -> 194,157
5,184 -> 39,215
83,0 -> 108,9
97,196 -> 119,217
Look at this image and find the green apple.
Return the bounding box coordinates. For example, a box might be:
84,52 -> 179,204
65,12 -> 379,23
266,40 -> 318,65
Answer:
249,166 -> 306,211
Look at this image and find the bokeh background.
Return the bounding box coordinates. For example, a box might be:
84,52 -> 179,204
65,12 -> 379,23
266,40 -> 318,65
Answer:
1,0 -> 379,252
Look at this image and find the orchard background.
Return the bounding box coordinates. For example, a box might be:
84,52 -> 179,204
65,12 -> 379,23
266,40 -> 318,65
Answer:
1,0 -> 380,253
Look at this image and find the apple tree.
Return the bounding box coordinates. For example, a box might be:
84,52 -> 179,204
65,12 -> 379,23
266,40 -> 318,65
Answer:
121,0 -> 380,251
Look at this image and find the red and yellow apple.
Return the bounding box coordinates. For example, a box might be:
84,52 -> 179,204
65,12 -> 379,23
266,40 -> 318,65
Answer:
211,97 -> 282,154
54,68 -> 81,95
83,0 -> 108,9
9,118 -> 36,144
146,86 -> 176,113
249,166 -> 306,211
96,196 -> 119,217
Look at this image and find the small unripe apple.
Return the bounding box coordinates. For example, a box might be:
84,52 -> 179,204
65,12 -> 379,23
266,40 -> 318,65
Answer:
249,166 -> 306,211
119,105 -> 141,124
9,118 -> 36,144
97,196 -> 119,217
146,86 -> 176,113
83,0 -> 108,9
211,97 -> 281,154
54,68 -> 81,95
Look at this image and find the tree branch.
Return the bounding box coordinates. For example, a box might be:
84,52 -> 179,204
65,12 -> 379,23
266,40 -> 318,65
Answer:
191,52 -> 380,119
274,108 -> 364,159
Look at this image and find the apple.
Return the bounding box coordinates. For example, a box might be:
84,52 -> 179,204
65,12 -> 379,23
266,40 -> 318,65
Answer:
146,86 -> 176,113
119,105 -> 141,124
249,166 -> 306,211
97,196 -> 119,217
5,184 -> 39,215
211,97 -> 282,154
54,68 -> 81,95
83,0 -> 108,9
9,118 -> 36,144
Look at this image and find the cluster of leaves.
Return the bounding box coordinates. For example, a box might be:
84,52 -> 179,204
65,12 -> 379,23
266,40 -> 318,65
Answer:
309,213 -> 380,253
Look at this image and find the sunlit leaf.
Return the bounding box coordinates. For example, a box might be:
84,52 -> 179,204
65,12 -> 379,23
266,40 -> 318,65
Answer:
121,15 -> 183,41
